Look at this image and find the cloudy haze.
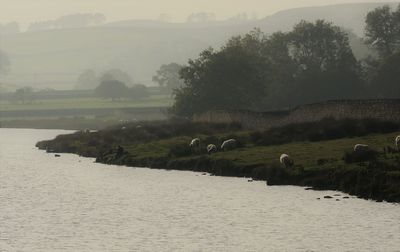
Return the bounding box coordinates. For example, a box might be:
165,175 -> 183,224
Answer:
0,0 -> 397,28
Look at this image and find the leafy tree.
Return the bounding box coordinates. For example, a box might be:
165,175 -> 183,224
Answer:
186,12 -> 216,23
365,4 -> 400,57
100,69 -> 133,86
259,31 -> 296,109
362,4 -> 400,98
95,80 -> 129,101
14,87 -> 34,104
288,20 -> 363,104
152,63 -> 184,91
28,13 -> 106,31
172,21 -> 363,117
75,69 -> 98,90
173,30 -> 268,116
370,52 -> 400,98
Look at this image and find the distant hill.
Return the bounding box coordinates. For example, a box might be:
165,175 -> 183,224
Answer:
0,2 -> 398,90
257,2 -> 399,35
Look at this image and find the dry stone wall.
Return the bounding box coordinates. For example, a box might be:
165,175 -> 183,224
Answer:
193,99 -> 400,130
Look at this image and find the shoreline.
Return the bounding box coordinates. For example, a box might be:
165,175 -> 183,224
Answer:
35,120 -> 400,203
95,153 -> 400,203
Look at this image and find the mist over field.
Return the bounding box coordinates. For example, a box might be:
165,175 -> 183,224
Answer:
0,1 -> 397,90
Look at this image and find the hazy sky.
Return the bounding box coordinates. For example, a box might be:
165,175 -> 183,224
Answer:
0,0 -> 397,28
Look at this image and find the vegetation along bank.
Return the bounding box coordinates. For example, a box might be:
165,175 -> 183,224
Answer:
36,118 -> 400,203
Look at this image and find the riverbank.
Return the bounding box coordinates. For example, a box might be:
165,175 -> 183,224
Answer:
36,119 -> 400,202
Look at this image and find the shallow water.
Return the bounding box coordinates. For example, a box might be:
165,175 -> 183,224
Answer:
0,128 -> 399,252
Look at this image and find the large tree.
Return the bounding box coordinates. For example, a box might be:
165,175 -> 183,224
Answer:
100,69 -> 133,86
152,63 -> 184,91
288,20 -> 363,104
75,69 -> 98,90
172,21 -> 363,117
370,52 -> 400,98
173,30 -> 269,116
14,87 -> 34,104
95,80 -> 129,101
365,4 -> 400,58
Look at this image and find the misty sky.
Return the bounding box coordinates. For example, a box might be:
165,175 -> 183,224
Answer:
0,0 -> 397,28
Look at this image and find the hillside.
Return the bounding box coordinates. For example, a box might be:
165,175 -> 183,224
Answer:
257,2 -> 399,35
0,2 -> 398,90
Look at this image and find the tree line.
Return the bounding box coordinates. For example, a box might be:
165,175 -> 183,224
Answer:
166,4 -> 400,117
76,68 -> 149,101
8,68 -> 149,104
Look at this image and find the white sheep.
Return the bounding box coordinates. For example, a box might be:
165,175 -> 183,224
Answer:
354,144 -> 369,153
396,135 -> 400,150
221,139 -> 237,151
207,144 -> 217,154
189,138 -> 200,148
280,154 -> 294,168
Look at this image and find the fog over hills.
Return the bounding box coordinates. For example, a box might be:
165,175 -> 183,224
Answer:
0,2 -> 398,90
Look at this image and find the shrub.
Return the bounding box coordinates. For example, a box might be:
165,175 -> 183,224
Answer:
168,143 -> 193,158
343,149 -> 378,163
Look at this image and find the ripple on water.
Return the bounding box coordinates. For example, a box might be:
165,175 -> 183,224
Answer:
0,128 -> 399,251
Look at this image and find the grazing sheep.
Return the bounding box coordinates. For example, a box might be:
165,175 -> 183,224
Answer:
189,138 -> 200,148
280,154 -> 294,168
207,144 -> 217,154
354,144 -> 369,153
396,136 -> 400,150
221,139 -> 237,151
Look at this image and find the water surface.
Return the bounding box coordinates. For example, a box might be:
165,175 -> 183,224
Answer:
0,128 -> 399,251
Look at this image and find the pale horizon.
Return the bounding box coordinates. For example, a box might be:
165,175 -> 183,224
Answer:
0,0 -> 398,29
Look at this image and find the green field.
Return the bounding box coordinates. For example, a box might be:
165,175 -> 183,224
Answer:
122,132 -> 399,169
0,95 -> 173,111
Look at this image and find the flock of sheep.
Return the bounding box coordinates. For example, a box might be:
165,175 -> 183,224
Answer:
189,138 -> 236,153
353,135 -> 400,154
189,135 -> 400,169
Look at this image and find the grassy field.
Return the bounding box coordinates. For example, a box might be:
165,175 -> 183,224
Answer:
122,132 -> 399,169
0,95 -> 173,111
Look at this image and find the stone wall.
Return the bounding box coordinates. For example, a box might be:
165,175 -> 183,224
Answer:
193,99 -> 400,130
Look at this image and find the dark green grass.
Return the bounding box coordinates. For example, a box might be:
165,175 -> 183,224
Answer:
120,132 -> 399,169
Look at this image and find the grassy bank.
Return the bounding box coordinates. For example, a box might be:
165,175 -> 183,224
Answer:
36,119 -> 400,202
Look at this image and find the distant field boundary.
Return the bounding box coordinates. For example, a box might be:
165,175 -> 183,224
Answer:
193,99 -> 400,130
0,106 -> 169,119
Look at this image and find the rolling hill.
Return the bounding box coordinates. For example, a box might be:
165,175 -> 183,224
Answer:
0,2 -> 398,90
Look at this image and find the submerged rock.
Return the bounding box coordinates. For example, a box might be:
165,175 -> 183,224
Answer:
324,196 -> 333,199
55,154 -> 61,157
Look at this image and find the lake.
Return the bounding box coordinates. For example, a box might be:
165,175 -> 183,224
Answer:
0,128 -> 399,251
